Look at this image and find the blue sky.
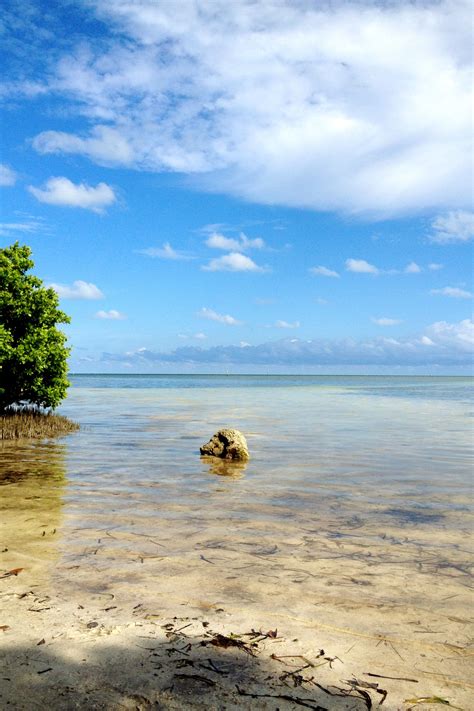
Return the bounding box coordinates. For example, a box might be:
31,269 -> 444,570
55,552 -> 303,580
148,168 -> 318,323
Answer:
1,0 -> 472,373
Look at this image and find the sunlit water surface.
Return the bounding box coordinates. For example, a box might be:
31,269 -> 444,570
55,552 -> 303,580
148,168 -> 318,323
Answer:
1,375 -> 472,616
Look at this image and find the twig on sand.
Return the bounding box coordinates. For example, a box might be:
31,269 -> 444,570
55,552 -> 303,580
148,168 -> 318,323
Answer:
365,672 -> 418,683
236,686 -> 327,710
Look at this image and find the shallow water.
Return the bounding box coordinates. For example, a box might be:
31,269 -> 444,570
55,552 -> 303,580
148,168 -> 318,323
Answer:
1,375 -> 472,621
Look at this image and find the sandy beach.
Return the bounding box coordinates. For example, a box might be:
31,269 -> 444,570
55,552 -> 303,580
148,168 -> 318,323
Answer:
1,474 -> 472,710
1,379 -> 473,709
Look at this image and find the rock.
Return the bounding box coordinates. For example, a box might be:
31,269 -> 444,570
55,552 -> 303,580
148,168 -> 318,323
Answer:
200,428 -> 249,461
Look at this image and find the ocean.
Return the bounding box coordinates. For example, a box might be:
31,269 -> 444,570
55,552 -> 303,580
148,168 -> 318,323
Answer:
2,374 -> 471,589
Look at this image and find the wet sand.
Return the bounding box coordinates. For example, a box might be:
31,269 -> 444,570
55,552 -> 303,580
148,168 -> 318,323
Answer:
1,460 -> 472,709
1,382 -> 473,709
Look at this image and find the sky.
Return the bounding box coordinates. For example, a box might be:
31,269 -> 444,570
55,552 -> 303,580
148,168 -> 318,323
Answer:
0,0 -> 473,374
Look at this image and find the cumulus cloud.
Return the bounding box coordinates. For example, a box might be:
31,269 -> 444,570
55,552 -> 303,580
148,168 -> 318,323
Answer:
342,259 -> 435,275
26,0 -> 472,216
28,177 -> 116,213
425,319 -> 473,348
33,126 -> 134,166
345,258 -> 379,274
202,252 -> 265,272
428,263 -> 443,271
49,280 -> 104,299
430,211 -> 474,244
205,232 -> 265,251
430,286 -> 472,299
405,261 -> 422,274
95,309 -> 127,320
197,307 -> 242,325
137,242 -> 193,260
372,317 -> 402,326
102,319 -> 473,367
0,164 -> 17,186
309,265 -> 340,278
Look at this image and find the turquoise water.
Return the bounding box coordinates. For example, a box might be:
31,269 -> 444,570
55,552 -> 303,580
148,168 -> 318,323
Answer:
69,373 -> 472,401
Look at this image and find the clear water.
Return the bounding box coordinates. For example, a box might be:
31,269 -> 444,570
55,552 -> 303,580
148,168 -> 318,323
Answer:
1,374 -> 473,711
1,375 -> 472,614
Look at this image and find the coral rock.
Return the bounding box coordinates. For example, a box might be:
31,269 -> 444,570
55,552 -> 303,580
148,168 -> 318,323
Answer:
200,428 -> 249,461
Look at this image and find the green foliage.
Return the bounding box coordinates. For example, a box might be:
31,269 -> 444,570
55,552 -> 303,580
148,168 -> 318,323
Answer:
0,242 -> 71,412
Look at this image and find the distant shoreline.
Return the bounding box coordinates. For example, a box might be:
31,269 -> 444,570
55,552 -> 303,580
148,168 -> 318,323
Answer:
69,372 -> 473,378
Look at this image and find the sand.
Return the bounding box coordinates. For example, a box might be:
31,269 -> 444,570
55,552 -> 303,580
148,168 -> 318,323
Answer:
1,500 -> 472,711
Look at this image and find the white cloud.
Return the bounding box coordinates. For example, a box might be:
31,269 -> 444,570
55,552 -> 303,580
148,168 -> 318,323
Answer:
103,319 -> 473,367
205,231 -> 265,251
49,280 -> 104,300
428,263 -> 443,271
137,242 -> 193,260
345,258 -> 379,274
202,252 -> 265,272
425,319 -> 473,348
309,265 -> 340,278
33,126 -> 134,166
28,177 -> 116,213
430,286 -> 472,299
372,317 -> 402,326
430,211 -> 474,244
0,164 -> 17,186
27,0 -> 472,216
197,307 -> 242,325
205,233 -> 240,251
0,218 -> 44,237
405,261 -> 422,274
275,320 -> 300,329
95,309 -> 127,320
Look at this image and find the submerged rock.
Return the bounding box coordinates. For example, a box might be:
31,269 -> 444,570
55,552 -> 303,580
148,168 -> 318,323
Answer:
200,428 -> 249,461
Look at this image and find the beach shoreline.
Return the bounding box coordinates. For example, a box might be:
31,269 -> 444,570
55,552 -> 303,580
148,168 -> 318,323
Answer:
1,377 -> 472,709
1,501 -> 472,710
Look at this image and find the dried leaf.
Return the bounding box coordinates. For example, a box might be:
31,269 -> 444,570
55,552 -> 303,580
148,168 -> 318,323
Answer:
210,634 -> 242,648
0,567 -> 24,578
204,633 -> 257,656
0,625 -> 10,632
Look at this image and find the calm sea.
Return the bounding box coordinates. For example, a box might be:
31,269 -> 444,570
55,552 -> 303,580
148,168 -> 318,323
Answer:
1,374 -> 472,606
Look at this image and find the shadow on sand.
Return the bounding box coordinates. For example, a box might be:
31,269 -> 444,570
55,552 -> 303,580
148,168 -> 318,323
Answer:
0,621 -> 379,711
